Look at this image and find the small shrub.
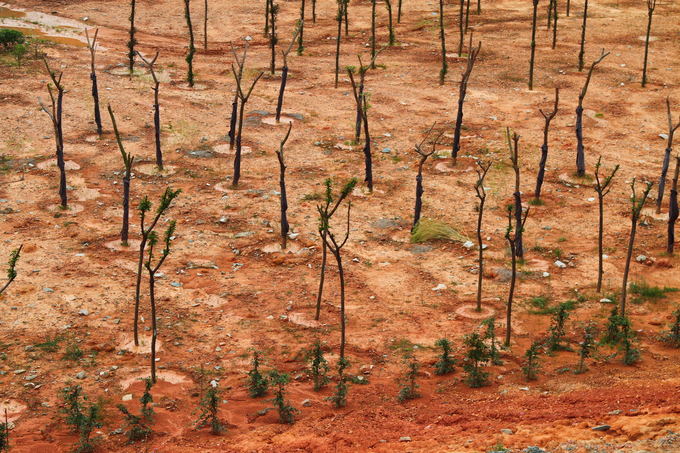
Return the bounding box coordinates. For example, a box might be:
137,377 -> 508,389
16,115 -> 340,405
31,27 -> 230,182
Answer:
481,317 -> 503,365
64,342 -> 84,361
117,404 -> 151,443
411,218 -> 469,243
546,302 -> 571,352
396,351 -> 420,402
660,308 -> 680,348
140,378 -> 154,421
630,281 -> 678,304
269,370 -> 297,424
327,358 -> 350,408
522,340 -> 542,381
463,333 -> 490,388
60,385 -> 103,453
0,29 -> 24,50
35,335 -> 63,353
601,306 -> 626,346
620,321 -> 640,365
576,324 -> 597,374
195,383 -> 225,434
433,338 -> 455,375
0,410 -> 9,452
307,341 -> 329,391
247,351 -> 269,397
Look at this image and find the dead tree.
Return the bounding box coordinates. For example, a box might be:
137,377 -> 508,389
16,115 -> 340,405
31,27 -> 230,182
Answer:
269,0 -> 279,74
312,0 -> 317,23
534,87 -> 559,202
318,179 -> 357,362
128,0 -> 137,74
452,41 -> 481,164
508,129 -> 524,258
137,51 -> 163,170
145,219 -> 177,384
231,57 -> 264,186
438,0 -> 447,85
184,0 -> 196,87
39,58 -> 67,209
315,178 -> 357,321
547,0 -> 553,29
228,43 -> 247,150
334,0 -> 346,88
85,29 -> 102,136
505,204 -> 530,347
474,160 -> 492,312
566,0 -> 570,16
277,24 -> 301,122
133,188 -> 181,347
620,179 -> 653,317
264,0 -> 271,36
412,124 -> 444,231
457,0 -> 464,56
298,0 -> 305,55
577,0 -> 589,72
276,123 -> 293,249
551,0 -> 558,49
641,0 -> 656,87
0,245 -> 22,297
398,0 -> 403,23
108,105 -> 135,246
528,0 -> 539,90
203,0 -> 208,51
593,157 -> 619,293
344,0 -> 349,36
385,0 -> 396,46
668,157 -> 680,254
575,49 -> 609,177
656,98 -> 680,213
464,0 -> 471,33
370,0 -> 377,68
349,49 -> 382,144
348,60 -> 374,192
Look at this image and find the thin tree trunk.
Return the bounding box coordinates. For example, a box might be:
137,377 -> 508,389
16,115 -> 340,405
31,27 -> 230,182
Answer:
128,0 -> 136,75
438,0 -> 447,85
277,150 -> 289,250
535,143 -> 548,200
464,0 -> 471,33
229,94 -> 238,150
362,97 -> 373,192
398,0 -> 402,23
134,236 -> 147,346
552,0 -> 558,49
276,65 -> 289,122
514,191 -> 523,258
620,217 -> 637,317
233,101 -> 246,185
312,0 -> 316,23
458,0 -> 464,56
204,0 -> 208,51
56,90 -> 67,209
642,7 -> 653,87
355,81 -> 364,142
121,174 -> 130,245
596,194 -> 605,292
315,231 -> 328,320
578,0 -> 589,72
529,0 -> 539,90
184,0 -> 196,87
476,196 -> 485,311
452,89 -> 466,163
566,0 -> 570,17
149,269 -> 157,383
413,161 -> 425,231
153,84 -> 162,170
657,147 -> 672,213
668,158 -> 680,254
575,104 -> 585,176
334,3 -> 342,88
505,244 -> 517,347
90,72 -> 102,135
371,0 -> 377,68
298,0 -> 305,54
335,251 -> 346,360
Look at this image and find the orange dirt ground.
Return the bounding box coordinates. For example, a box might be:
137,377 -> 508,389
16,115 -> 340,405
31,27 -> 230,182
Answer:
1,0 -> 680,451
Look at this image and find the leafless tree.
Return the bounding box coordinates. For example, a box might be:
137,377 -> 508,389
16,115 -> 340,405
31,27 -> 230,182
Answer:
457,0 -> 464,56
412,124 -> 444,231
534,87 -> 559,202
203,0 -> 209,51
474,160 -> 492,312
183,0 -> 196,87
593,156 -> 619,292
85,29 -> 102,135
137,50 -> 164,170
452,40 -> 481,164
642,0 -> 656,87
298,0 -> 305,55
269,0 -> 279,74
528,0 -> 539,90
348,57 -> 377,192
656,98 -> 680,213
620,179 -> 653,316
108,105 -> 135,246
276,123 -> 293,249
507,129 -> 524,258
668,157 -> 680,254
505,204 -> 530,346
277,24 -> 301,122
128,0 -> 137,74
577,0 -> 589,72
39,57 -> 67,209
438,0 -> 447,85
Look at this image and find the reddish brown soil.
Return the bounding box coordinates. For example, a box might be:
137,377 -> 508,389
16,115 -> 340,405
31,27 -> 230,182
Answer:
1,0 -> 680,451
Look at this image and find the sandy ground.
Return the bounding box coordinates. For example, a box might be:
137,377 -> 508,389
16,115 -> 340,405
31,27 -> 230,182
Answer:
1,0 -> 680,451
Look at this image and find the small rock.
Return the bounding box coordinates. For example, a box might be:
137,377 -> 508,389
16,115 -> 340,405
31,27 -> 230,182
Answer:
500,428 -> 513,435
600,298 -> 612,303
463,240 -> 474,250
542,272 -> 550,278
432,283 -> 446,291
79,309 -> 90,316
381,147 -> 391,153
14,369 -> 26,375
608,409 -> 622,415
523,447 -> 547,453
399,436 -> 412,442
636,255 -> 647,263
302,399 -> 312,407
170,282 -> 182,287
43,287 -> 54,293
75,371 -> 87,380
122,394 -> 133,401
234,231 -> 254,238
592,424 -> 611,431
554,260 -> 567,269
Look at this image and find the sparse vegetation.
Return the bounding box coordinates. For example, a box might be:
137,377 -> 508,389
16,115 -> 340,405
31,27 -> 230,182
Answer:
269,370 -> 297,423
248,351 -> 269,397
463,332 -> 490,388
434,338 -> 456,375
396,351 -> 420,402
195,382 -> 225,434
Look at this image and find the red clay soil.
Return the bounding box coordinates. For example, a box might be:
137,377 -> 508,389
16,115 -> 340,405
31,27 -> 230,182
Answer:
1,0 -> 680,451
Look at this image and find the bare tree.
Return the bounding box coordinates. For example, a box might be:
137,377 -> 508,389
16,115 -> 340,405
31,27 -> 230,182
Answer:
457,0 -> 464,56
269,0 -> 279,74
128,0 -> 137,74
507,129 -> 524,258
298,0 -> 305,55
656,98 -> 680,213
137,51 -> 164,170
438,0 -> 447,85
145,219 -> 177,383
566,0 -> 571,16
133,188 -> 181,347
464,0 -> 471,33
370,0 -> 377,68
318,179 -> 357,365
575,49 -> 609,177
228,44 -> 247,150
385,0 -> 396,46
577,0 -> 589,72
85,29 -> 102,136
452,40 -> 481,164
528,0 -> 539,90
334,0 -> 346,88
551,0 -> 558,49
277,24 -> 301,123
264,0 -> 271,36
348,58 -> 376,192
641,0 -> 656,87
183,0 -> 196,87
398,0 -> 403,23
312,0 -> 317,23
39,57 -> 67,209
108,105 -> 135,247
593,157 -> 619,293
203,0 -> 208,51
620,179 -> 653,316
348,49 -> 382,144
668,157 -> 680,254
276,124 -> 293,249
412,124 -> 443,231
474,160 -> 492,312
505,204 -> 530,347
315,178 -> 357,321
534,87 -> 559,202
231,55 -> 264,186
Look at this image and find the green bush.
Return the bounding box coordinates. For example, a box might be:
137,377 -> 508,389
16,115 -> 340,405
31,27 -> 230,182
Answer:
0,29 -> 25,50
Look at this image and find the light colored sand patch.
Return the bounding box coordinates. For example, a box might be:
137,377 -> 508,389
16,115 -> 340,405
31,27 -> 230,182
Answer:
261,115 -> 295,126
105,239 -> 141,252
213,144 -> 252,155
48,203 -> 84,214
119,336 -> 163,354
135,164 -> 177,176
455,303 -> 496,319
261,242 -> 302,254
120,370 -> 191,390
36,159 -> 80,171
0,399 -> 27,423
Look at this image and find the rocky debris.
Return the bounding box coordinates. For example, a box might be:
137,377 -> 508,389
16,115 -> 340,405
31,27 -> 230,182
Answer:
432,283 -> 446,291
592,424 -> 611,431
500,428 -> 513,435
122,394 -> 133,401
554,260 -> 567,269
523,447 -> 547,453
75,371 -> 86,379
79,309 -> 89,316
410,245 -> 432,254
399,436 -> 412,442
302,399 -> 312,407
372,218 -> 400,229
